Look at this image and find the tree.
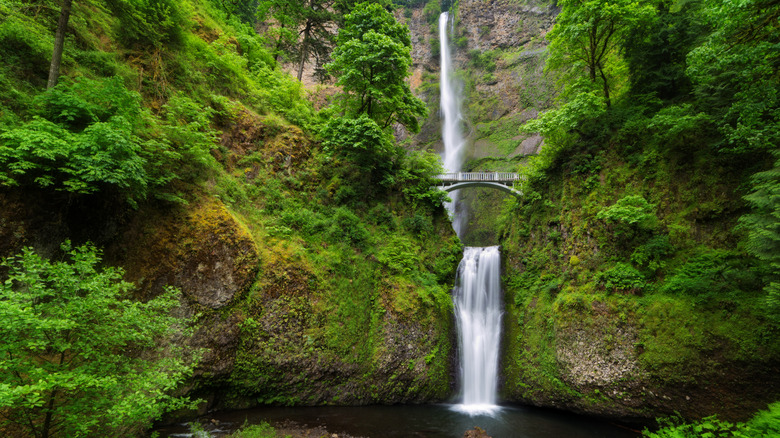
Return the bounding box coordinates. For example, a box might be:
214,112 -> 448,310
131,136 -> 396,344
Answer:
546,0 -> 655,107
47,0 -> 73,89
739,152 -> 780,322
686,0 -> 780,156
623,1 -> 705,100
258,0 -> 337,79
0,242 -> 198,438
295,0 -> 337,81
326,1 -> 426,131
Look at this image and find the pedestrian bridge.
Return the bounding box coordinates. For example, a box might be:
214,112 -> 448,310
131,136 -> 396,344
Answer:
435,172 -> 524,197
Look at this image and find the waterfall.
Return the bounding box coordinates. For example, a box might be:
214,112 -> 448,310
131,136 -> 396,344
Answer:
439,12 -> 503,415
439,12 -> 466,237
452,247 -> 503,414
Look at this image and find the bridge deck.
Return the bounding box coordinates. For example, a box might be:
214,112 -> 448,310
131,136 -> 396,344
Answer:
435,172 -> 523,183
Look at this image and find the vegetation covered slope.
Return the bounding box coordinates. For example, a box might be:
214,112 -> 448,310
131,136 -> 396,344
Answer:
0,0 -> 461,435
482,0 -> 780,423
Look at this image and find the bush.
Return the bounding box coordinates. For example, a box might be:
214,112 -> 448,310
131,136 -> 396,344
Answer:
322,114 -> 397,173
644,402 -> 780,437
422,0 -> 441,24
111,0 -> 186,49
227,422 -> 278,438
0,242 -> 198,437
598,262 -> 646,293
327,207 -> 371,249
402,213 -> 434,236
659,250 -> 731,296
0,116 -> 148,201
0,78 -> 152,203
0,17 -> 51,82
34,76 -> 142,131
597,195 -> 658,231
631,235 -> 675,272
378,235 -> 418,273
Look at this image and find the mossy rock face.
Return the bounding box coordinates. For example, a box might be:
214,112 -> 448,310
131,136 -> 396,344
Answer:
116,197 -> 259,309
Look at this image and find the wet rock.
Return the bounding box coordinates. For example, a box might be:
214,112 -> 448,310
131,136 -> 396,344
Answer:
116,198 -> 259,309
463,426 -> 492,438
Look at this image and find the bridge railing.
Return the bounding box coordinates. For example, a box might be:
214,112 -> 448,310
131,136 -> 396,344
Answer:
434,172 -> 525,183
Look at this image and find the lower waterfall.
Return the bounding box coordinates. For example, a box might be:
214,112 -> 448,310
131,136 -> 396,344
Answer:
452,246 -> 503,414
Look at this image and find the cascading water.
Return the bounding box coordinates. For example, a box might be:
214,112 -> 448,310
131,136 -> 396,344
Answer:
439,12 -> 503,415
452,247 -> 503,414
439,11 -> 466,237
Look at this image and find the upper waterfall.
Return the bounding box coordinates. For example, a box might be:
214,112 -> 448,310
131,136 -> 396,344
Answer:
439,12 -> 467,237
439,11 -> 465,175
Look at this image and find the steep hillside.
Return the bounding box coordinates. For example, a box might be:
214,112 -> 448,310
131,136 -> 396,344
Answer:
402,0 -> 780,423
0,1 -> 461,433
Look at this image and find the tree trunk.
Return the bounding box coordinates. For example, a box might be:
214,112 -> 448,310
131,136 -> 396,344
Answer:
47,0 -> 73,89
598,63 -> 611,108
274,24 -> 286,63
297,23 -> 311,82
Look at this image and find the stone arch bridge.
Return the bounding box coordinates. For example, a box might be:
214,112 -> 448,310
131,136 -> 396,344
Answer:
435,172 -> 524,197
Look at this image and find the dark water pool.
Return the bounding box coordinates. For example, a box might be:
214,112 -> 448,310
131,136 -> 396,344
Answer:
155,403 -> 642,438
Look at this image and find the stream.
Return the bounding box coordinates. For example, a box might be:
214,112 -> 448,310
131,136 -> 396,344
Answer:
155,404 -> 641,437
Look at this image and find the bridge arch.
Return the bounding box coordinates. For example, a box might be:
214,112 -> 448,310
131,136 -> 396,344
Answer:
439,181 -> 523,197
435,172 -> 524,198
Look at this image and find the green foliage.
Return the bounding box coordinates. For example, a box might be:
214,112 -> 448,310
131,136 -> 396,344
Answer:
644,402 -> 780,438
327,206 -> 371,249
597,262 -> 645,293
0,242 -> 197,437
256,0 -> 337,80
519,90 -> 605,182
422,0 -> 441,24
686,0 -> 780,156
645,104 -> 713,152
623,2 -> 704,100
0,115 -> 148,197
546,0 -> 655,106
402,213 -> 434,237
159,93 -> 221,173
0,13 -> 51,88
378,235 -> 418,274
393,150 -> 449,208
0,77 -> 154,204
111,0 -> 186,48
227,421 -> 279,438
738,153 -> 780,320
596,195 -> 658,232
326,1 -> 427,132
660,250 -> 727,296
468,49 -> 497,73
631,235 -> 674,272
33,76 -> 142,131
322,114 -> 396,172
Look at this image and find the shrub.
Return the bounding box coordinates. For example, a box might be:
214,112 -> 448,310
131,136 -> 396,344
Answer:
659,250 -> 731,296
111,0 -> 186,49
644,402 -> 780,437
402,213 -> 434,236
327,207 -> 371,249
598,262 -> 646,293
422,0 -> 441,24
0,78 -> 153,203
34,76 -> 142,131
631,235 -> 674,272
597,195 -> 658,231
378,235 -> 418,274
0,242 -> 198,437
227,421 -> 278,438
0,116 -> 148,201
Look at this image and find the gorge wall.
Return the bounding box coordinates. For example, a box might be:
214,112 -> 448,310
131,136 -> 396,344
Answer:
404,0 -> 779,423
